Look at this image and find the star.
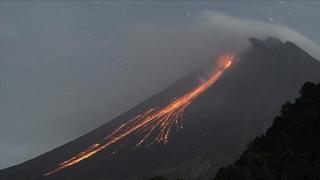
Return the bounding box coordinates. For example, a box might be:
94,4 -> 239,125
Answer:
55,40 -> 64,48
186,12 -> 191,17
269,18 -> 275,22
259,7 -> 264,11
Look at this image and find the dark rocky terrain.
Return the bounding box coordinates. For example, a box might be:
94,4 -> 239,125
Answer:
1,37 -> 320,180
214,81 -> 320,180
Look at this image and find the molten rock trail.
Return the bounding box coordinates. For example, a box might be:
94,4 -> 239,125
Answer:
44,54 -> 234,176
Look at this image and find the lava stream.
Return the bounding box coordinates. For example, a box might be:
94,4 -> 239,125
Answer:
44,55 -> 234,176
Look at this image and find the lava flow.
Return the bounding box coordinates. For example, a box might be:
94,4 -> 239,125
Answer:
44,54 -> 235,176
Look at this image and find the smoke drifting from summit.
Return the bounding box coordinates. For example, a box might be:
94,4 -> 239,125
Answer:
125,11 -> 320,68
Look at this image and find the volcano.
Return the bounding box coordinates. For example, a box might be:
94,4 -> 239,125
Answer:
1,37 -> 320,180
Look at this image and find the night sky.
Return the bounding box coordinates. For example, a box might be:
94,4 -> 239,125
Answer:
1,1 -> 319,169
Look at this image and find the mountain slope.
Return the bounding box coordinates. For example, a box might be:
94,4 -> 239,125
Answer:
2,37 -> 320,180
214,81 -> 320,180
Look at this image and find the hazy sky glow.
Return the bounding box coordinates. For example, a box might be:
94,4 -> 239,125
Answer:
1,1 -> 320,169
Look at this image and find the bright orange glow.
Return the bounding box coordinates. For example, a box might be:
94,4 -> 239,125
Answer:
44,54 -> 235,176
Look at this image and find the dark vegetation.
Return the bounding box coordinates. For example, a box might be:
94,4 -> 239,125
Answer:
215,82 -> 320,180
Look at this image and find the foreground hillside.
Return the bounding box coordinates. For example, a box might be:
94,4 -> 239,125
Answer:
215,82 -> 320,180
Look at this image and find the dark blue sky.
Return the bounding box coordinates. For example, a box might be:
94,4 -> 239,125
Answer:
1,1 -> 319,168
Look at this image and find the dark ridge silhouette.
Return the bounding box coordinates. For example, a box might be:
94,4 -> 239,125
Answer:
2,37 -> 320,180
214,82 -> 320,180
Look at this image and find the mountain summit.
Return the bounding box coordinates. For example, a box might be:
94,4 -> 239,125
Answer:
2,38 -> 320,180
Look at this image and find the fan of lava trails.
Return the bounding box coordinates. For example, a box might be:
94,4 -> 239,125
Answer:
44,54 -> 235,176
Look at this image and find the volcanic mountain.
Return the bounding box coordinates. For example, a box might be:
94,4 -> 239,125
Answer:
1,37 -> 320,180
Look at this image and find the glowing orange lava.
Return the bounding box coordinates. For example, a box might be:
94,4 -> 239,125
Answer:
44,54 -> 235,176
